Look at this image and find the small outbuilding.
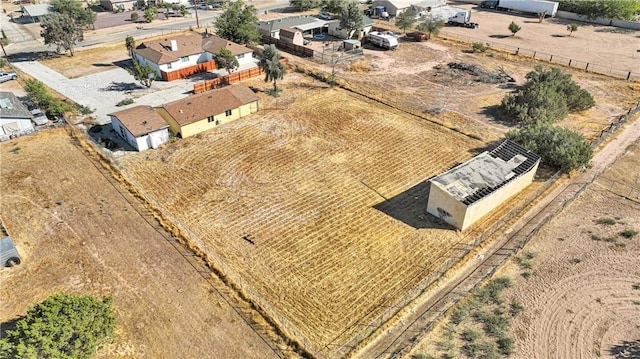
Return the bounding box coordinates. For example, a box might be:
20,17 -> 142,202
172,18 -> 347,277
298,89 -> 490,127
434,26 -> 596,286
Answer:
279,27 -> 304,46
108,105 -> 170,151
20,4 -> 53,22
0,92 -> 35,140
427,140 -> 540,230
343,39 -> 361,50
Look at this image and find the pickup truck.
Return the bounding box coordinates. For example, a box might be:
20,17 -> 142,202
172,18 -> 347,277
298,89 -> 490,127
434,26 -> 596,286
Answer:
406,31 -> 429,42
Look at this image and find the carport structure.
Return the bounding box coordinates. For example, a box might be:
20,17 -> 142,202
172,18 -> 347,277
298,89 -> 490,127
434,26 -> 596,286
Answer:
20,4 -> 53,23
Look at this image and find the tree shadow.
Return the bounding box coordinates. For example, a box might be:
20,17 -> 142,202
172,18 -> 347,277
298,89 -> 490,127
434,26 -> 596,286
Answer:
112,58 -> 133,70
87,123 -> 136,152
489,34 -> 510,39
373,179 -> 454,230
608,339 -> 640,359
0,316 -> 22,338
100,81 -> 143,92
92,63 -> 117,67
7,50 -> 60,62
551,34 -> 566,38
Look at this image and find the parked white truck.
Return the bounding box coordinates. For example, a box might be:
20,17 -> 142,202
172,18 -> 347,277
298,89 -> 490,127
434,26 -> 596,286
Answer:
366,31 -> 398,50
480,0 -> 558,17
447,10 -> 479,28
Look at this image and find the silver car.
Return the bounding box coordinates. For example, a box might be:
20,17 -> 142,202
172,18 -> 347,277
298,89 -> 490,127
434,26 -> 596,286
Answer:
0,236 -> 21,267
0,71 -> 18,83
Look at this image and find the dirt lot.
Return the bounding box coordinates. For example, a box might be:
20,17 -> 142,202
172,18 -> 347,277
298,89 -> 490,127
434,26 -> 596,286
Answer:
409,138 -> 640,359
0,128 -> 280,359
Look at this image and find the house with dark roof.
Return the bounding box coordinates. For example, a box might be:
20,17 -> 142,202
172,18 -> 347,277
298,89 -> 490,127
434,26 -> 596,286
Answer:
0,92 -> 35,141
427,140 -> 540,230
326,16 -> 374,39
108,105 -> 169,151
133,34 -> 254,81
156,84 -> 259,138
20,4 -> 53,22
255,16 -> 329,39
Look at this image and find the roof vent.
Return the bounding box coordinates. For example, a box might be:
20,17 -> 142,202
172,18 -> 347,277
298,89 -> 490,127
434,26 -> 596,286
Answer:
179,109 -> 184,113
170,39 -> 178,51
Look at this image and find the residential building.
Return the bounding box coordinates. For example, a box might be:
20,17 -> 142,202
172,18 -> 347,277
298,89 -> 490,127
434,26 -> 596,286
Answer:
20,4 -> 52,22
256,15 -> 329,39
108,105 -> 170,151
156,84 -> 259,138
427,140 -> 540,230
99,0 -> 138,11
371,0 -> 445,16
327,16 -> 374,39
0,92 -> 35,141
132,34 -> 254,81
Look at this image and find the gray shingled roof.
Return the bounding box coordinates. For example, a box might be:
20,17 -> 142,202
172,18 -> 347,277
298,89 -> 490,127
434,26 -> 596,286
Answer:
0,92 -> 32,120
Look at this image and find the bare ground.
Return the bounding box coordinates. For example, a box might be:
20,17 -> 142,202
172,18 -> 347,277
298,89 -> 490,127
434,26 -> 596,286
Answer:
0,128 -> 281,359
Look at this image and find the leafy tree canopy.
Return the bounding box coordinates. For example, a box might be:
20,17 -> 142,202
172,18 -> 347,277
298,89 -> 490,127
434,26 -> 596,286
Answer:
215,0 -> 261,44
0,294 -> 115,359
128,60 -> 158,88
214,47 -> 239,74
40,12 -> 84,56
321,0 -> 343,14
395,8 -> 417,33
501,65 -> 595,125
259,44 -> 285,93
290,0 -> 318,11
51,0 -> 96,27
507,121 -> 593,172
416,16 -> 445,35
508,21 -> 521,36
339,0 -> 364,39
558,0 -> 639,20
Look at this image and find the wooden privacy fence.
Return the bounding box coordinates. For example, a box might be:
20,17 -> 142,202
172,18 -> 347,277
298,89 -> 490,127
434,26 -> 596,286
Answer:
193,58 -> 288,94
163,61 -> 217,81
262,35 -> 315,57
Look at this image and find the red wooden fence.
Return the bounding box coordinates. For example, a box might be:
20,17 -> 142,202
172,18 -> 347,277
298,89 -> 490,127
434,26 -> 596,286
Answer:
162,61 -> 218,81
193,58 -> 288,94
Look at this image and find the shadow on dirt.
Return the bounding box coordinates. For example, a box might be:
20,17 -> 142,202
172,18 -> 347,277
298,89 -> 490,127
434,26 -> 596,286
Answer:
87,123 -> 136,152
608,340 -> 640,359
373,179 -> 454,230
489,34 -> 510,39
100,81 -> 143,92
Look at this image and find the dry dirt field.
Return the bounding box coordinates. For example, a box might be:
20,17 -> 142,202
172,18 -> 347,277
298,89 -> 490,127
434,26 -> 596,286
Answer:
0,128 -> 280,359
409,139 -> 640,358
117,72 -> 557,355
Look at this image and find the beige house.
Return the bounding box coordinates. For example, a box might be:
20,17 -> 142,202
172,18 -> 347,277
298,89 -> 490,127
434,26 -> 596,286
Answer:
156,84 -> 259,138
427,140 -> 540,230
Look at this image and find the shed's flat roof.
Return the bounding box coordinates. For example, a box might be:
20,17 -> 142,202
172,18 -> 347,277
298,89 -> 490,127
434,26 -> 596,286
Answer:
431,140 -> 540,205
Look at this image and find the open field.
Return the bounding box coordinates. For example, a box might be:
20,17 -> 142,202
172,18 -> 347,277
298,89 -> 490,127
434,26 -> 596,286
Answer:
408,137 -> 640,358
0,128 -> 280,359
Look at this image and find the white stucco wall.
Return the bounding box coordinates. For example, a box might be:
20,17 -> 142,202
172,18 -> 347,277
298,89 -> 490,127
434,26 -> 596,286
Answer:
0,118 -> 35,137
110,115 -> 169,151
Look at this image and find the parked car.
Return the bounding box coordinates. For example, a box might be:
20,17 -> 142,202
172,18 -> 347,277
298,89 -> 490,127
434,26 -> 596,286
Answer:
0,71 -> 18,83
318,12 -> 332,20
0,236 -> 21,267
406,31 -> 429,42
31,108 -> 49,125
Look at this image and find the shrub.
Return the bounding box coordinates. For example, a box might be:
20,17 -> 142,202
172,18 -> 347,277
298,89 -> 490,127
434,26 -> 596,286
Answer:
507,121 -> 593,173
411,353 -> 435,359
521,271 -> 532,279
510,301 -> 525,316
116,98 -> 134,106
451,306 -> 470,325
596,217 -> 616,225
475,311 -> 509,337
461,328 -> 482,342
497,336 -> 515,355
471,42 -> 490,53
508,21 -> 521,36
131,12 -> 139,21
620,229 -> 638,239
475,277 -> 512,305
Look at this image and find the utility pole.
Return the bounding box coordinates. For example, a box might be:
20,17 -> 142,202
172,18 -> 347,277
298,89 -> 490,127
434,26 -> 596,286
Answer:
0,40 -> 7,58
194,4 -> 200,28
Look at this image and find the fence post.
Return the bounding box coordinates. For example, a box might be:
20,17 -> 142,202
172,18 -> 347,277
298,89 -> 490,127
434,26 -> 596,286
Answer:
549,55 -> 553,62
627,72 -> 631,81
533,51 -> 536,58
585,63 -> 589,71
569,59 -> 572,67
515,47 -> 519,55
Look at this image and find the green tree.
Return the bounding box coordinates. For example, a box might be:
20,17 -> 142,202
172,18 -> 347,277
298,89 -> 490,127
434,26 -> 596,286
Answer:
214,47 -> 239,74
144,7 -> 157,23
130,11 -> 139,22
567,23 -> 578,36
259,44 -> 285,93
0,294 -> 115,359
179,4 -> 188,16
51,0 -> 96,28
125,35 -> 136,58
24,78 -> 73,117
215,0 -> 260,44
508,21 -> 521,36
507,122 -> 592,172
558,0 -> 638,20
290,0 -> 317,10
321,0 -> 342,14
40,13 -> 84,56
128,60 -> 158,88
416,16 -> 445,37
395,8 -> 417,34
501,65 -> 594,125
339,0 -> 363,39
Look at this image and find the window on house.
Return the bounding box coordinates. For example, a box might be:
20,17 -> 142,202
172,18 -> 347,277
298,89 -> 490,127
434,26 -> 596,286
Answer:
225,109 -> 232,116
119,125 -> 126,138
167,63 -> 172,69
181,56 -> 189,62
236,53 -> 244,59
207,116 -> 215,123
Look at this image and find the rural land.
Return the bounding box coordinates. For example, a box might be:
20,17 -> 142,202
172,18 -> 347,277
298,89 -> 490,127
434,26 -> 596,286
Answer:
0,0 -> 639,358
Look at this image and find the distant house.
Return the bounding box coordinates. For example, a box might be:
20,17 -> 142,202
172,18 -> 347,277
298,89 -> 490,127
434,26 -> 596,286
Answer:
108,105 -> 169,151
20,4 -> 52,22
99,0 -> 138,11
427,140 -> 540,230
0,92 -> 35,141
156,85 -> 259,138
132,34 -> 254,81
255,15 -> 329,39
327,16 -> 374,39
370,0 -> 445,16
279,27 -> 304,46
